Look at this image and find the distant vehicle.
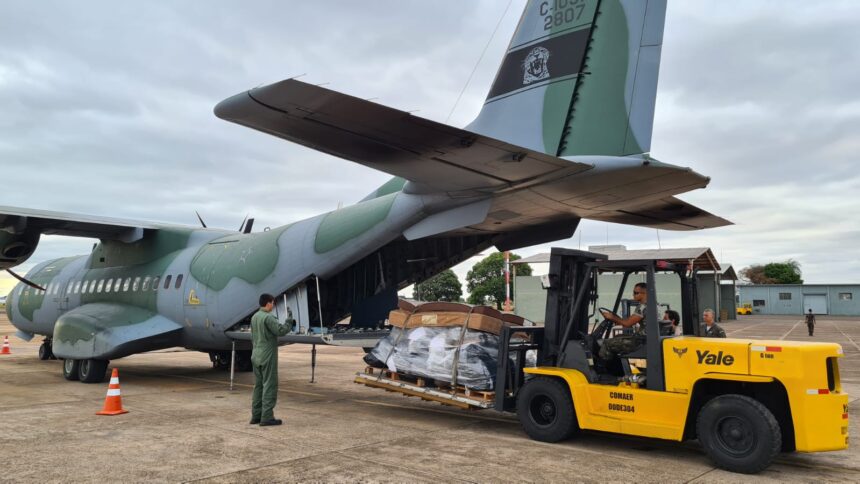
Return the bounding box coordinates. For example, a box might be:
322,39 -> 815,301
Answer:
737,302 -> 753,315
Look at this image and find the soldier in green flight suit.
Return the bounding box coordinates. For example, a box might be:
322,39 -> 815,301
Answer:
250,293 -> 294,426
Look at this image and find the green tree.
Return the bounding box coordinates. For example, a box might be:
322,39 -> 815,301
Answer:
466,252 -> 532,309
740,260 -> 802,284
413,269 -> 462,302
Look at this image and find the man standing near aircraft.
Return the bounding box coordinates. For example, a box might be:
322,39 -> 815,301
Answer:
806,308 -> 816,336
701,309 -> 726,338
250,294 -> 294,426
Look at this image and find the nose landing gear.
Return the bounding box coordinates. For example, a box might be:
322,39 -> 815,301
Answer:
38,339 -> 56,360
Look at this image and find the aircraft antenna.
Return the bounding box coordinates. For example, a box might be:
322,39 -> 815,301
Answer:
445,0 -> 514,124
656,229 -> 662,249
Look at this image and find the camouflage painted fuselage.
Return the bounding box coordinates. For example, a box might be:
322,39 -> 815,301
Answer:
6,189 -> 443,359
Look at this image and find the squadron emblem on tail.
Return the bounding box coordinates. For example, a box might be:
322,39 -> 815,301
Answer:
523,46 -> 550,85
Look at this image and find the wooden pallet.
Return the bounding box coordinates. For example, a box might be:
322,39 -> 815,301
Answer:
356,368 -> 495,410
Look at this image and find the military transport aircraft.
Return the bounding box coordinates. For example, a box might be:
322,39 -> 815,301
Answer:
3,0 -> 729,383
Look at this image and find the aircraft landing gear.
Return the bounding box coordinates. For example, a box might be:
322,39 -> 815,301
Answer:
78,359 -> 109,383
62,358 -> 109,383
62,358 -> 80,381
210,351 -> 253,372
210,351 -> 230,370
39,339 -> 56,360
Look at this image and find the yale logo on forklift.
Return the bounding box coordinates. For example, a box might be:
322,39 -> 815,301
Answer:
696,350 -> 734,366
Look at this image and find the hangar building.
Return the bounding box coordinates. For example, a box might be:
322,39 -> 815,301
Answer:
737,284 -> 860,316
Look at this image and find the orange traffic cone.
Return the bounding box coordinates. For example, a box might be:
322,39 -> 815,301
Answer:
0,336 -> 10,355
96,368 -> 128,416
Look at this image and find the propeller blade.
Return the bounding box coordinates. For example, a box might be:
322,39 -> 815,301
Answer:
5,269 -> 46,291
243,218 -> 254,234
238,214 -> 249,232
195,211 -> 207,228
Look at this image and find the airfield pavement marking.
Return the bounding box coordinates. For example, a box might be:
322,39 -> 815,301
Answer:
725,321 -> 770,335
121,370 -> 326,397
778,319 -> 804,340
830,320 -> 860,352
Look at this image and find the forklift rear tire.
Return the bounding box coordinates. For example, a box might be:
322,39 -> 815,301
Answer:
62,359 -> 81,381
696,394 -> 781,474
517,377 -> 579,442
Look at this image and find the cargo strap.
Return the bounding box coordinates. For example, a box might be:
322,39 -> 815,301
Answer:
449,307 -> 477,389
376,306 -> 419,382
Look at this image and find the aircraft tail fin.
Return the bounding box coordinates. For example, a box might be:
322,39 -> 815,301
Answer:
467,0 -> 667,157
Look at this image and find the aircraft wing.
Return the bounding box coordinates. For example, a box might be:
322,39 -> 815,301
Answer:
215,79 -> 593,194
0,205 -> 175,241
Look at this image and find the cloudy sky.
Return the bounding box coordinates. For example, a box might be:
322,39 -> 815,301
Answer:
2,0 -> 859,297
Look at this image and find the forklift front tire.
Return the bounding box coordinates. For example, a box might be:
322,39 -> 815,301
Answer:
696,394 -> 781,474
517,376 -> 579,443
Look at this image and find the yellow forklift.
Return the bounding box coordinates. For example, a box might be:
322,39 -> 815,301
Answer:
496,248 -> 848,474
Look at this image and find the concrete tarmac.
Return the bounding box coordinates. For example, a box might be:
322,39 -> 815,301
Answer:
0,313 -> 858,483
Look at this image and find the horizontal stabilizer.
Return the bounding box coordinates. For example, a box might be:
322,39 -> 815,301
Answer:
589,196 -> 730,230
52,303 -> 183,360
214,80 -> 592,194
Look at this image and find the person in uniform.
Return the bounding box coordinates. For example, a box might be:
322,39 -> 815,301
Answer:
664,309 -> 682,336
805,308 -> 816,336
599,283 -> 649,361
700,309 -> 726,338
250,293 -> 294,426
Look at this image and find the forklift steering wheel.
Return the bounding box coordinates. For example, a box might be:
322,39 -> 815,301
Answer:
598,307 -> 620,321
592,307 -> 619,340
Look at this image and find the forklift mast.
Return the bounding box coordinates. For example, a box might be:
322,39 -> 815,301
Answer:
540,249 -> 607,366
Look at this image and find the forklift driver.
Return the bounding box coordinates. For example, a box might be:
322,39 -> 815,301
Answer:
598,283 -> 648,363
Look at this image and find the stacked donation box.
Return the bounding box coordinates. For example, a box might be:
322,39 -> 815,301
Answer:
359,300 -> 531,408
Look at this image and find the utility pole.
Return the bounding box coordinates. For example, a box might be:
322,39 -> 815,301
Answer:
503,251 -> 512,312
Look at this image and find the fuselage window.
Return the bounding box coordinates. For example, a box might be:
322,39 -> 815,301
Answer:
44,283 -> 52,295
105,279 -> 113,293
142,276 -> 151,291
114,279 -> 123,292
175,274 -> 183,289
85,281 -> 93,294
52,283 -> 60,295
24,287 -> 30,297
132,277 -> 141,292
152,276 -> 160,291
73,281 -> 81,294
96,280 -> 105,293
123,278 -> 131,292
164,275 -> 172,290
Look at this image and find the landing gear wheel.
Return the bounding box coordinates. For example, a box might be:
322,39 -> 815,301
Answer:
62,359 -> 81,381
39,342 -> 54,361
210,352 -> 229,370
79,359 -> 109,383
697,394 -> 781,474
516,376 -> 579,442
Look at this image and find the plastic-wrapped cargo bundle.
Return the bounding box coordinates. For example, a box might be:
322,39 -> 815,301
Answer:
364,301 -> 522,391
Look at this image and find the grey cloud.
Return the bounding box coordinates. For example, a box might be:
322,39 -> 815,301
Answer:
1,0 -> 858,293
